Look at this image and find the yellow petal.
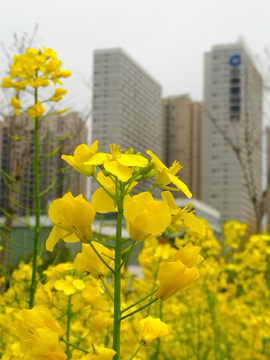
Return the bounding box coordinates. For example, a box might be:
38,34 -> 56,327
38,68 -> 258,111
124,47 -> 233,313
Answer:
92,187 -> 117,213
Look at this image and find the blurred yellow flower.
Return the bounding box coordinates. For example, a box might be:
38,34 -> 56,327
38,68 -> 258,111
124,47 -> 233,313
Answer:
58,69 -> 72,78
43,46 -> 57,58
147,150 -> 192,198
10,97 -> 21,116
46,192 -> 96,251
50,88 -> 67,102
20,327 -> 67,360
62,141 -> 98,176
1,77 -> 14,88
155,260 -> 199,300
124,192 -> 171,242
28,77 -> 50,89
155,243 -> 203,300
15,305 -> 64,340
58,109 -> 67,114
85,143 -> 148,182
27,101 -> 45,118
174,242 -> 204,267
74,243 -> 114,278
80,344 -> 116,360
135,316 -> 172,346
54,275 -> 85,295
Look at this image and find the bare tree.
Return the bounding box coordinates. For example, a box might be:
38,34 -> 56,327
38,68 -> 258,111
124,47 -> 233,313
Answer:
204,63 -> 265,233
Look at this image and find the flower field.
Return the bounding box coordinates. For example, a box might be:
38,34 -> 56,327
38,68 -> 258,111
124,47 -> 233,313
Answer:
0,46 -> 269,360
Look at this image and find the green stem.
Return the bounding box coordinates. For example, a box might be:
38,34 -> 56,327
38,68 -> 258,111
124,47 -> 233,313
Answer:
60,338 -> 88,354
148,184 -> 158,192
122,237 -> 132,244
66,295 -> 72,360
100,275 -> 114,302
147,257 -> 161,316
121,298 -> 159,321
121,286 -> 160,314
129,341 -> 145,360
113,181 -> 124,360
119,241 -> 136,270
98,214 -> 104,240
92,238 -> 115,248
29,84 -> 41,309
154,300 -> 162,359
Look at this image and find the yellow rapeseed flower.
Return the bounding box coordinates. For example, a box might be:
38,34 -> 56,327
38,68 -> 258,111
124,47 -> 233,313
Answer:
27,101 -> 45,118
174,242 -> 204,267
54,275 -> 85,295
58,109 -> 67,114
74,243 -> 114,278
124,192 -> 171,243
43,46 -> 57,58
80,344 -> 116,360
50,88 -> 67,102
15,305 -> 64,340
147,150 -> 192,198
46,192 -> 96,251
155,260 -> 199,300
91,171 -> 117,213
161,191 -> 207,237
135,316 -> 172,346
28,77 -> 50,89
1,77 -> 14,88
155,243 -> 203,300
10,97 -> 22,116
62,141 -> 98,177
20,327 -> 67,360
85,143 -> 148,182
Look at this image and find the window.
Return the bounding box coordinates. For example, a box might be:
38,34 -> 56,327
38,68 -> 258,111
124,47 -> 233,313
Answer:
230,78 -> 240,84
230,87 -> 240,94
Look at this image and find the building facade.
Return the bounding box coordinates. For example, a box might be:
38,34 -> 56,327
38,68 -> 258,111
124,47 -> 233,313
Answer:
163,95 -> 202,199
91,48 -> 163,195
0,112 -> 87,217
202,42 -> 263,231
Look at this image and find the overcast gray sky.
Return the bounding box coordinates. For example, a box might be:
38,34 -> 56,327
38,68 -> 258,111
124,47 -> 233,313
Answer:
1,0 -> 270,116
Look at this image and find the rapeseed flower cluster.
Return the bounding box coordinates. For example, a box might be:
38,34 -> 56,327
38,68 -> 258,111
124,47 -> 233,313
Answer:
1,220 -> 270,359
1,46 -> 71,117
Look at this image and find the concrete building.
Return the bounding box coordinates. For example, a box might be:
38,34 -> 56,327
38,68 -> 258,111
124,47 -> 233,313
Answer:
202,42 -> 263,232
0,112 -> 87,217
91,48 -> 163,195
163,95 -> 202,199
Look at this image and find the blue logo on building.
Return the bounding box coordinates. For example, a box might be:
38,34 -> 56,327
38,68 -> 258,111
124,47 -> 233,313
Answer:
229,54 -> 241,67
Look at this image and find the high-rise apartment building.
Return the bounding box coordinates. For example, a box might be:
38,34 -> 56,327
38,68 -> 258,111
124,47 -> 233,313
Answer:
163,95 -> 202,199
0,112 -> 87,217
202,42 -> 263,231
91,48 -> 163,195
